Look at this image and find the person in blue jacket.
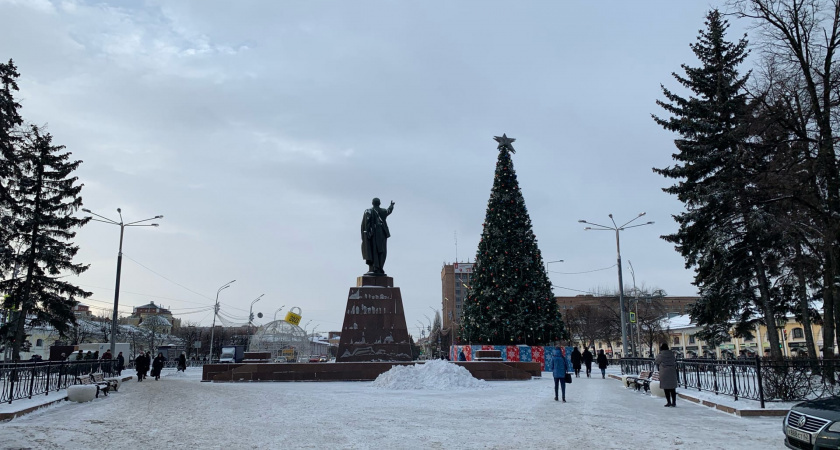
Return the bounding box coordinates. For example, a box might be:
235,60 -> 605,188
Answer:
552,343 -> 571,402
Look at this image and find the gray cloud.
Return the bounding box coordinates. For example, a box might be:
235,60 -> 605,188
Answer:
0,0 -> 725,334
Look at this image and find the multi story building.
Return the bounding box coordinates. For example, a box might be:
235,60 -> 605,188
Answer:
663,314 -> 824,359
123,301 -> 180,333
556,294 -> 698,317
441,262 -> 475,342
72,304 -> 94,320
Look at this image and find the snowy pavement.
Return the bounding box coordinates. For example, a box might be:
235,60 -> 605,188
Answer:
0,364 -> 787,449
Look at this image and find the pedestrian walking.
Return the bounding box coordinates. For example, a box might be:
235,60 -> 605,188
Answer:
597,349 -> 608,379
152,353 -> 166,380
571,347 -> 582,378
136,352 -> 147,381
552,343 -> 572,402
655,343 -> 679,407
582,348 -> 593,378
116,352 -> 125,376
178,352 -> 187,372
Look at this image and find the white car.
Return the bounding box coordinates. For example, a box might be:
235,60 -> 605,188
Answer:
273,356 -> 287,363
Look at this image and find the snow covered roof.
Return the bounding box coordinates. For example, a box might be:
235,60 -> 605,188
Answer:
661,314 -> 695,330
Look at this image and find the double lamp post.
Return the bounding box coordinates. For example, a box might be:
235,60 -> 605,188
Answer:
82,208 -> 163,356
579,213 -> 653,358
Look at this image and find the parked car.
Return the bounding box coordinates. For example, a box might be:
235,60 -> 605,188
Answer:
308,357 -> 321,363
273,356 -> 287,363
319,356 -> 328,362
783,397 -> 840,449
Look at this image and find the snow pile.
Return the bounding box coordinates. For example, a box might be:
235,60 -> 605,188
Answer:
371,360 -> 489,390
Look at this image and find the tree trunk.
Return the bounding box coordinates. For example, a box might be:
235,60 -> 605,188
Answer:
753,244 -> 783,359
795,247 -> 818,359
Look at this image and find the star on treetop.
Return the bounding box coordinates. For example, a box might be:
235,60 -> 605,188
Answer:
494,134 -> 516,153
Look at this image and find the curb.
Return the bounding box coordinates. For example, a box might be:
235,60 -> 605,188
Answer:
0,396 -> 67,421
608,374 -> 789,417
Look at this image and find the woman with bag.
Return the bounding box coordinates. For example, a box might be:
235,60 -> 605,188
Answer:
551,343 -> 572,403
655,343 -> 679,407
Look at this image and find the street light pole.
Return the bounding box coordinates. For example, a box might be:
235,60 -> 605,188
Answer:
209,280 -> 236,362
249,294 -> 264,328
273,305 -> 286,322
82,208 -> 163,356
579,213 -> 653,358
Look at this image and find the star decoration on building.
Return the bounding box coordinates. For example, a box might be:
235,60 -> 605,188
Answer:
494,134 -> 516,153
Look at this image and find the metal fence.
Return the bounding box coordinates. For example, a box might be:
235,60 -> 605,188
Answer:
0,359 -> 120,404
620,357 -> 840,408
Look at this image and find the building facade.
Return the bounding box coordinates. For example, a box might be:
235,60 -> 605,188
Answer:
662,314 -> 824,359
555,294 -> 698,317
441,262 -> 475,343
123,301 -> 180,333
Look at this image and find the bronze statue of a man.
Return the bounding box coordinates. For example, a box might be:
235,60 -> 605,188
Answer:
361,198 -> 395,275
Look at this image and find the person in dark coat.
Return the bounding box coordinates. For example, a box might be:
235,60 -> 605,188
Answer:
551,344 -> 572,402
116,352 -> 125,376
570,347 -> 582,378
596,349 -> 609,379
582,348 -> 594,378
655,342 -> 679,407
458,349 -> 466,361
152,353 -> 166,380
136,352 -> 147,381
177,352 -> 187,372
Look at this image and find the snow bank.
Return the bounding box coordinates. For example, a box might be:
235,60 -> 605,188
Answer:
372,360 -> 488,390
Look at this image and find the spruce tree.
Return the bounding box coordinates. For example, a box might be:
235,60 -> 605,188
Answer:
460,134 -> 564,346
653,10 -> 786,358
0,59 -> 23,275
0,126 -> 91,360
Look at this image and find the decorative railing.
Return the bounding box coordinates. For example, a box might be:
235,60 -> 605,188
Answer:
620,357 -> 840,408
0,359 -> 119,404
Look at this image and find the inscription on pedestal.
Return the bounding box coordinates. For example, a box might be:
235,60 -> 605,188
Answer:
337,281 -> 412,362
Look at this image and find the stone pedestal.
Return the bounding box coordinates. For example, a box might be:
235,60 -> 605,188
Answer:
336,275 -> 412,362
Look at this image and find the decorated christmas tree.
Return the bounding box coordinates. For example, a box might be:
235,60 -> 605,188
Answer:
460,134 -> 565,345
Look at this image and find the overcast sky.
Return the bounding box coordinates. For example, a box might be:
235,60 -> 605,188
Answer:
1,0 -> 736,337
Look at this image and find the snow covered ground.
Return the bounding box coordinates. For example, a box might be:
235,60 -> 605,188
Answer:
0,363 -> 788,449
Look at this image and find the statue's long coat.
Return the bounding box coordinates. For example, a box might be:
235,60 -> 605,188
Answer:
361,207 -> 391,267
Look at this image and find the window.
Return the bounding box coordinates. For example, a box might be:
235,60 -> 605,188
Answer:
36,339 -> 43,347
673,336 -> 680,345
793,328 -> 804,339
689,335 -> 695,344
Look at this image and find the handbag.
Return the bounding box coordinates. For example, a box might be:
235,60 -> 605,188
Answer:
564,372 -> 572,384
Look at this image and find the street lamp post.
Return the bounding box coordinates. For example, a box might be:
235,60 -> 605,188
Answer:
273,305 -> 286,322
209,280 -> 236,362
579,213 -> 653,358
82,208 -> 163,356
249,294 -> 264,328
